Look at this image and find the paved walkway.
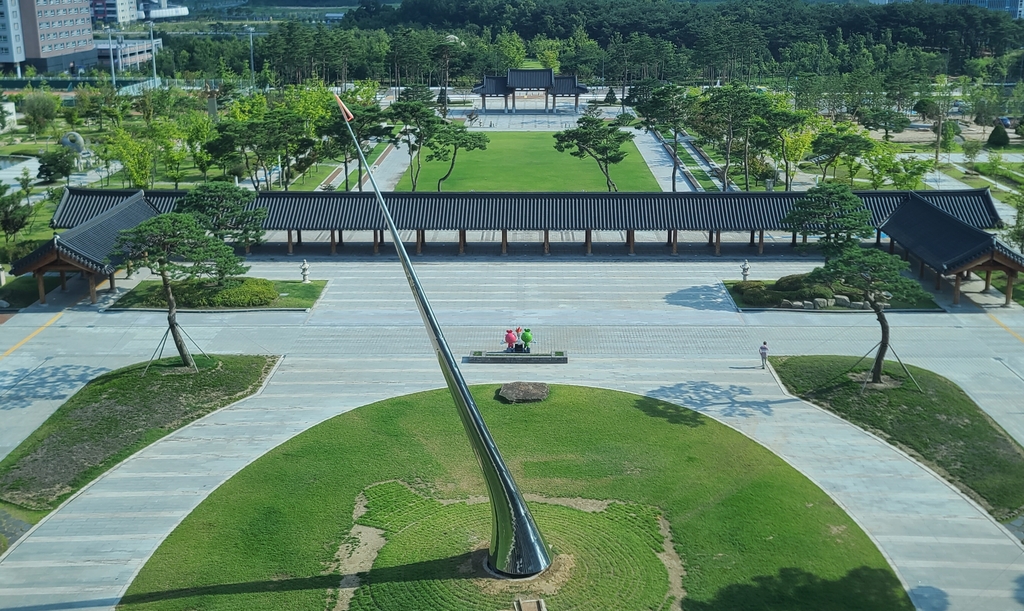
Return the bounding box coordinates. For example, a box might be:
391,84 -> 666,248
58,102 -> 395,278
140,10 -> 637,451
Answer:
2,259 -> 1024,610
631,130 -> 692,192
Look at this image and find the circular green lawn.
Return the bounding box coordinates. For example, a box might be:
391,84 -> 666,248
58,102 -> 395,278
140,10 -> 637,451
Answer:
118,385 -> 913,611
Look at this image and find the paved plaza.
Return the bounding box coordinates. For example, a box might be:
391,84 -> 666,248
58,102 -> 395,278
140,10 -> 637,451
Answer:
1,254 -> 1024,610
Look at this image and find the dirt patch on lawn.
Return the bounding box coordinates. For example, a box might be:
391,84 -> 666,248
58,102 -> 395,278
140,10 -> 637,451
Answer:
847,371 -> 903,391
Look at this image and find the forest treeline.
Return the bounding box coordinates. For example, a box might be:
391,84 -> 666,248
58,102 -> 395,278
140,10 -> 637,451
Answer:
159,0 -> 1024,88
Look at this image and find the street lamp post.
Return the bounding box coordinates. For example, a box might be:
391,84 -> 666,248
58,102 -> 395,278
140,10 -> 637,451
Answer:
146,21 -> 157,83
244,26 -> 255,91
105,27 -> 116,88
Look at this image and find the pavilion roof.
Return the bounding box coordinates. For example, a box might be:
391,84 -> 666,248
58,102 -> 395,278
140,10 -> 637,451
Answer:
880,192 -> 1024,274
50,188 -> 1002,233
14,191 -> 160,276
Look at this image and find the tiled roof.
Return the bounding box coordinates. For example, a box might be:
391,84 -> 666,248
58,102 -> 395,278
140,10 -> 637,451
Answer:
553,76 -> 588,95
472,75 -> 510,96
52,187 -> 183,228
506,68 -> 554,89
13,191 -> 160,276
880,192 -> 1024,273
472,70 -> 587,95
50,188 -> 1002,233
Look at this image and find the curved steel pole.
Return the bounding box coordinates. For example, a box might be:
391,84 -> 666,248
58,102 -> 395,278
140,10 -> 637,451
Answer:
333,96 -> 550,577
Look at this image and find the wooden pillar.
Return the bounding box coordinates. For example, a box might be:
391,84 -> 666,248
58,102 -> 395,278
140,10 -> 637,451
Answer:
985,270 -> 993,291
875,229 -> 882,247
88,273 -> 97,304
953,273 -> 961,305
503,95 -> 508,112
749,230 -> 755,246
416,229 -> 424,255
758,230 -> 765,255
935,271 -> 942,291
459,229 -> 466,255
378,229 -> 385,247
544,92 -> 548,112
330,230 -> 337,255
1006,272 -> 1017,306
791,231 -> 797,247
715,230 -> 721,256
585,229 -> 592,255
481,96 -> 486,111
296,230 -> 303,245
671,229 -> 678,255
919,259 -> 925,278
108,273 -> 116,292
708,230 -> 714,246
373,230 -> 379,255
627,230 -> 635,255
543,230 -> 550,255
889,239 -> 895,255
59,270 -> 67,291
287,230 -> 294,255
36,271 -> 46,305
501,229 -> 508,255
574,94 -> 579,113
666,230 -> 672,246
338,230 -> 344,246
511,91 -> 516,113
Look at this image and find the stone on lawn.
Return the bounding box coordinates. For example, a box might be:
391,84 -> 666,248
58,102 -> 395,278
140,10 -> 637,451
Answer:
813,298 -> 828,309
826,299 -> 835,307
780,299 -> 792,308
499,382 -> 550,403
834,295 -> 851,307
792,301 -> 804,309
863,302 -> 873,310
0,300 -> 9,309
850,301 -> 863,309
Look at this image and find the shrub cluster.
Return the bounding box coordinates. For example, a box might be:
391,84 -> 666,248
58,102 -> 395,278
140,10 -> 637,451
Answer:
733,273 -> 834,307
145,277 -> 279,308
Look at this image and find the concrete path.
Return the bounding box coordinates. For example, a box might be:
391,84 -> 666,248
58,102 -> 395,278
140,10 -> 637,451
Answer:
630,130 -> 693,192
2,259 -> 1024,610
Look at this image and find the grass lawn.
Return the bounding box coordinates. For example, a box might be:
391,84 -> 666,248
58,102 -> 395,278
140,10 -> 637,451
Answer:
773,356 -> 1024,520
113,279 -> 326,310
987,271 -> 1024,307
395,132 -> 660,192
939,165 -> 992,190
120,385 -> 911,611
724,279 -> 941,310
0,274 -> 61,308
0,355 -> 276,512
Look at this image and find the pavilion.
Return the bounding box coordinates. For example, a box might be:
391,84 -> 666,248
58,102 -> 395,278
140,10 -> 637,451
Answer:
472,68 -> 588,113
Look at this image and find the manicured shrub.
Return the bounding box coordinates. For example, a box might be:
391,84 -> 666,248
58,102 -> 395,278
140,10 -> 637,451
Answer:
743,287 -> 787,306
796,284 -> 834,301
212,277 -> 278,307
733,280 -> 765,293
774,273 -> 809,292
988,124 -> 1010,148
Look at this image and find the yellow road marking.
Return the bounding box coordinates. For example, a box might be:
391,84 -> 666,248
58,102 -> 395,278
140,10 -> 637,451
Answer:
0,312 -> 64,362
987,312 -> 1024,346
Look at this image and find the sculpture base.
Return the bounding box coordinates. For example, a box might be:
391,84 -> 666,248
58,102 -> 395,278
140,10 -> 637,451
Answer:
467,351 -> 568,364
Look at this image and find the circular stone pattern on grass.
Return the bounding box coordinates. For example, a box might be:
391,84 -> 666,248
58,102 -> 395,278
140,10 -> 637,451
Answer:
120,385 -> 914,611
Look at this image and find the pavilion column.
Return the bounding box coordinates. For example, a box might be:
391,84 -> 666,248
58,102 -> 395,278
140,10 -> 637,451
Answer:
504,95 -> 508,113
59,271 -> 67,291
543,230 -> 550,255
330,230 -> 336,255
373,230 -> 379,255
296,230 -> 302,246
575,94 -> 579,113
985,270 -> 993,291
108,273 -> 116,292
708,230 -> 714,246
715,230 -> 722,256
671,229 -> 678,255
338,230 -> 344,246
935,271 -> 942,291
88,273 -> 97,304
501,229 -> 508,255
585,229 -> 592,255
758,230 -> 765,255
627,230 -> 635,255
666,230 -> 672,246
378,230 -> 385,247
459,229 -> 466,255
511,91 -> 516,113
889,239 -> 895,255
416,229 -> 424,255
1006,272 -> 1017,306
287,230 -> 294,255
876,229 -> 882,247
919,260 -> 925,278
544,92 -> 548,112
36,271 -> 46,305
481,96 -> 487,111
954,273 -> 961,305
749,230 -> 755,247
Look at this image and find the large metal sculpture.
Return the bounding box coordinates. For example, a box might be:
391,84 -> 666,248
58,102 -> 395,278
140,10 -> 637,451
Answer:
333,95 -> 551,577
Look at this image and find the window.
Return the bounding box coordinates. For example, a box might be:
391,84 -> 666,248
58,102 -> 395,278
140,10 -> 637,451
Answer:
0,35 -> 7,41
0,47 -> 9,54
38,33 -> 43,40
36,10 -> 41,16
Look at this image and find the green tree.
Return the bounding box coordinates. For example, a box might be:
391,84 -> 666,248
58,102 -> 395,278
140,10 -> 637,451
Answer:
0,184 -> 29,244
496,30 -> 526,71
752,98 -> 808,191
388,100 -> 440,192
553,105 -> 636,192
36,148 -> 77,185
782,183 -> 874,260
1001,193 -> 1024,254
181,110 -> 215,181
811,122 -> 874,180
115,214 -> 248,368
109,128 -> 153,189
177,183 -> 266,252
17,167 -> 33,206
425,122 -> 489,192
21,91 -> 59,137
962,140 -> 984,167
808,247 -> 929,383
689,85 -> 760,189
988,124 -> 1010,148
857,107 -> 910,141
887,156 -> 933,190
635,85 -> 690,192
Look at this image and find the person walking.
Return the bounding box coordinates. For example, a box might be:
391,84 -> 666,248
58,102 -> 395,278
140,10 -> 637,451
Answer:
759,341 -> 769,369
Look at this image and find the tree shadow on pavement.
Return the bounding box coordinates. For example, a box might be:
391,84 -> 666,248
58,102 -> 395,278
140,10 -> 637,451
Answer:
0,362 -> 109,411
664,284 -> 737,311
909,585 -> 950,611
646,381 -> 777,419
685,566 -> 917,611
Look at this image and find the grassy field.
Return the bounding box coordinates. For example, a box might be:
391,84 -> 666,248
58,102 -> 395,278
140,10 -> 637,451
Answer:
0,355 -> 275,513
113,279 -> 326,309
0,275 -> 61,308
724,278 -> 941,311
395,132 -> 660,192
773,356 -> 1024,520
120,385 -> 911,611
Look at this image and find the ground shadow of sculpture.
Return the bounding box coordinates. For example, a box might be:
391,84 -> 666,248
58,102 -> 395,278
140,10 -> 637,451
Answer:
909,585 -> 950,611
0,362 -> 109,411
647,381 -> 777,419
664,285 -> 737,311
684,566 -> 916,611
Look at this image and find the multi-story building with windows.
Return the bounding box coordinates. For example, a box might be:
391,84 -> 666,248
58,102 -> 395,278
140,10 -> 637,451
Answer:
20,0 -> 96,73
90,0 -> 136,24
0,0 -> 26,76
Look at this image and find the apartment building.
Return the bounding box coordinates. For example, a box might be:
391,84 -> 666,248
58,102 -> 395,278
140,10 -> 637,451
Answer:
20,0 -> 96,73
91,0 -> 136,24
0,0 -> 26,76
